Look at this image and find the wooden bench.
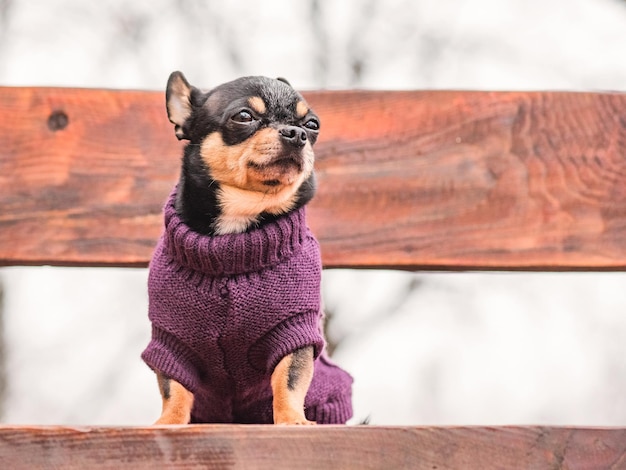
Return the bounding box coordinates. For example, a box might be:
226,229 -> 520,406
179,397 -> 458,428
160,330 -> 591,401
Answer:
1,86 -> 626,468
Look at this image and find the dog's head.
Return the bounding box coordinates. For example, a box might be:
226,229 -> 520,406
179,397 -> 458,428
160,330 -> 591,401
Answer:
166,72 -> 320,234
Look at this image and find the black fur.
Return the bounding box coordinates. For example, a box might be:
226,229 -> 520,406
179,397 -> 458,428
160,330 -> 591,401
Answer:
286,345 -> 313,391
174,145 -> 223,235
167,73 -> 320,235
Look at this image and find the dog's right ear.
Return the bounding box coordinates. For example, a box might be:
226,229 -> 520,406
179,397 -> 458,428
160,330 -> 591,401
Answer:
166,71 -> 193,140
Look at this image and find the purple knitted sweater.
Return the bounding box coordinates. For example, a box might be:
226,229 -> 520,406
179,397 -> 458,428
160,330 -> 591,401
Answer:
141,189 -> 353,424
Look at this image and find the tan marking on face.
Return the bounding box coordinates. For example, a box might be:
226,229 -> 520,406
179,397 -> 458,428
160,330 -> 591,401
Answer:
248,96 -> 267,115
200,129 -> 314,191
201,128 -> 280,189
200,129 -> 315,233
296,100 -> 309,119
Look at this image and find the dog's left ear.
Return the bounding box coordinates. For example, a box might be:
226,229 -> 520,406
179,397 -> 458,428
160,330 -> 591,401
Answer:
166,71 -> 194,140
276,77 -> 292,87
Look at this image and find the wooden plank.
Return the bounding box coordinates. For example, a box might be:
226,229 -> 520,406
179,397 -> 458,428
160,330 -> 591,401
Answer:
1,87 -> 626,269
0,87 -> 180,267
311,90 -> 626,270
0,425 -> 624,469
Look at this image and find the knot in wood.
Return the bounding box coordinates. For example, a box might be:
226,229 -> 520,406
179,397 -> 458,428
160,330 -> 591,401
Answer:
47,110 -> 69,131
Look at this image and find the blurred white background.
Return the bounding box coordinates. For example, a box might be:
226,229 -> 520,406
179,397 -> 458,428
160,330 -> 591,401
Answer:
1,0 -> 626,426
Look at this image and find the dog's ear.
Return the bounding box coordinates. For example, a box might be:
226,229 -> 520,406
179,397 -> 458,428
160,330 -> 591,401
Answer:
276,77 -> 292,87
166,71 -> 194,140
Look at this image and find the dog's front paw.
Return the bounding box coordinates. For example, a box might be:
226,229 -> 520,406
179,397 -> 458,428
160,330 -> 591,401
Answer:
274,410 -> 316,425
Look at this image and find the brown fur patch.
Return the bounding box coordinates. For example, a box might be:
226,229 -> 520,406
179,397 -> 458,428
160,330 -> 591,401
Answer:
296,100 -> 309,119
248,96 -> 267,115
271,350 -> 315,425
155,374 -> 194,425
200,129 -> 314,234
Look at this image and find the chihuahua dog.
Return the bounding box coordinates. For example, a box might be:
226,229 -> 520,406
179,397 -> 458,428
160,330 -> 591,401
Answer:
142,72 -> 353,425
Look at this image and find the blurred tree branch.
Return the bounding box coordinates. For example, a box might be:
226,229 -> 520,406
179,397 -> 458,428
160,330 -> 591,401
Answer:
309,0 -> 329,87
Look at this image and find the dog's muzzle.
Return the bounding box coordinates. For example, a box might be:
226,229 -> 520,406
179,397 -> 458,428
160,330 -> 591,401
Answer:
279,125 -> 307,149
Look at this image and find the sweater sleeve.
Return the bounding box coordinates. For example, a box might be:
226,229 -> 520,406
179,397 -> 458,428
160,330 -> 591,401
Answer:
247,309 -> 325,373
141,325 -> 203,394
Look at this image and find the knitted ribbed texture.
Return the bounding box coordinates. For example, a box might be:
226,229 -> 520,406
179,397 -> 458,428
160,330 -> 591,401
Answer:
161,193 -> 308,277
142,188 -> 353,424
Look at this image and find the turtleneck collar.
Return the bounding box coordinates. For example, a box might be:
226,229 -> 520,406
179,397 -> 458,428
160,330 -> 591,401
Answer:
160,188 -> 309,277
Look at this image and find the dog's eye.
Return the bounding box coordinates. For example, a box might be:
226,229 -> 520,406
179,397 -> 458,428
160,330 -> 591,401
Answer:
232,110 -> 254,123
303,118 -> 320,131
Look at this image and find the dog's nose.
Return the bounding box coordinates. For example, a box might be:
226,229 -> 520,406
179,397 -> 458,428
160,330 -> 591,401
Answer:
279,126 -> 307,148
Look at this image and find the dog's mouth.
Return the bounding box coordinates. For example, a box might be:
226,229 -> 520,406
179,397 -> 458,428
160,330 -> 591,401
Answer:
247,154 -> 305,189
245,143 -> 313,191
248,154 -> 304,173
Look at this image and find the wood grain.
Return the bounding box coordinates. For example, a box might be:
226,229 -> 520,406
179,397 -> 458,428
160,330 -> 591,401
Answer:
0,425 -> 624,469
2,88 -> 626,465
0,87 -> 180,267
311,90 -> 626,270
1,87 -> 626,269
